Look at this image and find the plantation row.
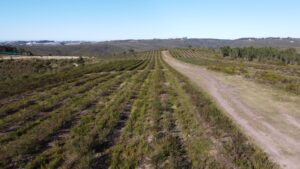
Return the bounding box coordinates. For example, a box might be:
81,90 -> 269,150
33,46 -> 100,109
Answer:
171,48 -> 300,95
0,59 -> 85,81
0,52 -> 155,168
0,57 -> 147,100
0,50 -> 276,168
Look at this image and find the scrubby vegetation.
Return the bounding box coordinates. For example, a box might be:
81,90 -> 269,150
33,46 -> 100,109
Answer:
0,59 -> 86,81
0,50 -> 277,168
0,45 -> 33,55
0,58 -> 146,99
171,48 -> 300,95
220,46 -> 300,65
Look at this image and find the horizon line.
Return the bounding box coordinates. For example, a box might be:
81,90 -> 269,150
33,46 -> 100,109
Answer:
1,36 -> 299,42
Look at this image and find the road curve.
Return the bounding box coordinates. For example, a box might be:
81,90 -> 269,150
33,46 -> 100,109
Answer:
162,50 -> 300,169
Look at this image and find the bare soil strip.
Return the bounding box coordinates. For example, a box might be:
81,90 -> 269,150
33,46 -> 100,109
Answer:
162,51 -> 300,169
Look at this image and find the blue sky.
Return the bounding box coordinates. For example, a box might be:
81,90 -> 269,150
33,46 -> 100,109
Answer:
1,0 -> 299,41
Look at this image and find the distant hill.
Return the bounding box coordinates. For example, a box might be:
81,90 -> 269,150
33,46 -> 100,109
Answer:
1,38 -> 300,56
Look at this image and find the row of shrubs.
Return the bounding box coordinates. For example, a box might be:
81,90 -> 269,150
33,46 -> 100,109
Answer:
24,52 -> 156,168
0,59 -> 146,100
0,70 -> 136,168
0,73 -> 121,146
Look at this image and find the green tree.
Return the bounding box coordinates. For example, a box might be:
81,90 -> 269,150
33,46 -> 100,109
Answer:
77,56 -> 85,66
220,46 -> 231,57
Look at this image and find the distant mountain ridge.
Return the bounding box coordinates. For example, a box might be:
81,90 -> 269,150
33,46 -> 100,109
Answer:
1,38 -> 300,56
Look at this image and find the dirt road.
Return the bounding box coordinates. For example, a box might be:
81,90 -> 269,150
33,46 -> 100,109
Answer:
162,51 -> 300,169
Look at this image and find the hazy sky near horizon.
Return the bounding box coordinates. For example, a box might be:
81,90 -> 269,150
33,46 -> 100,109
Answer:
1,0 -> 300,41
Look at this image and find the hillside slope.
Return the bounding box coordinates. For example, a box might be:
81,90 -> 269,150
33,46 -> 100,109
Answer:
3,38 -> 300,57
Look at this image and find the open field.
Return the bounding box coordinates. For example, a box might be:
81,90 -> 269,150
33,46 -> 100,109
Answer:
2,0 -> 300,168
164,50 -> 300,169
0,50 -> 279,169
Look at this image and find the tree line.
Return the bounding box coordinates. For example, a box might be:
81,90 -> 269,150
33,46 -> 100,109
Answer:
220,46 -> 300,65
0,46 -> 33,56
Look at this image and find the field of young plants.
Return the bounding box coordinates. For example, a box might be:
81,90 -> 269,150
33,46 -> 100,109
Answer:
0,51 -> 277,169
